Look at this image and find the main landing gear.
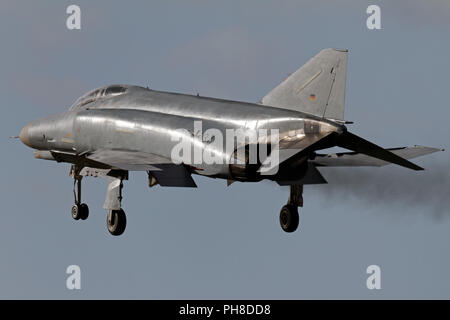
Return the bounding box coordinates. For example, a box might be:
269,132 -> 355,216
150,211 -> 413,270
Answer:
70,165 -> 128,236
279,184 -> 303,233
104,175 -> 128,236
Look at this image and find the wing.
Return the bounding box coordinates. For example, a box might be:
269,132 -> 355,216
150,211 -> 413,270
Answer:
312,145 -> 442,167
40,149 -> 197,187
86,149 -> 171,171
87,149 -> 197,188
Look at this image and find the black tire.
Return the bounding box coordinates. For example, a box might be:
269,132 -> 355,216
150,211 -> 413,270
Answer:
71,204 -> 81,220
79,203 -> 89,220
279,205 -> 299,233
107,209 -> 127,236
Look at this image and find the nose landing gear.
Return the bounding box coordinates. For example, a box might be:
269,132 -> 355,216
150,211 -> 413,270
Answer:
71,172 -> 89,221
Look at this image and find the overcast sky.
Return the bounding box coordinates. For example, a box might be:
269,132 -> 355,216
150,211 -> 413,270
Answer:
1,0 -> 449,299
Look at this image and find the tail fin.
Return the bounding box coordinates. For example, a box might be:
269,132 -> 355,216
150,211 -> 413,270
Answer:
261,48 -> 348,121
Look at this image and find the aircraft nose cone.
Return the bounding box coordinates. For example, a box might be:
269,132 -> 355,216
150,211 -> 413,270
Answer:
19,123 -> 31,147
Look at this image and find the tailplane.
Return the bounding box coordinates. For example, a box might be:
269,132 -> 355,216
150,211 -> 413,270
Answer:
336,131 -> 425,171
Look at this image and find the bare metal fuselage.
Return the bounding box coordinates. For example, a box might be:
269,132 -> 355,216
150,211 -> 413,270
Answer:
20,85 -> 343,181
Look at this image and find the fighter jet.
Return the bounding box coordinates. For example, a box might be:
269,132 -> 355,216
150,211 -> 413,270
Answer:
18,49 -> 441,236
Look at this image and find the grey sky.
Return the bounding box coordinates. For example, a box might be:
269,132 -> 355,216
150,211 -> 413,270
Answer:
1,0 -> 449,299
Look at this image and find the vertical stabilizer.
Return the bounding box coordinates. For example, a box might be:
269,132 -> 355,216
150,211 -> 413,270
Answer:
261,48 -> 348,121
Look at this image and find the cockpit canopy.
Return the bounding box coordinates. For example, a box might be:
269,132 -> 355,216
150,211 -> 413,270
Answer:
70,85 -> 128,110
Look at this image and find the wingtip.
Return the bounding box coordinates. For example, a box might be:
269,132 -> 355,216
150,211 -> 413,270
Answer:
333,48 -> 348,53
413,145 -> 444,152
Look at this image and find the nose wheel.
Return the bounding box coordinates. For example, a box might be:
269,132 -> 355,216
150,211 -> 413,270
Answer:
72,203 -> 89,220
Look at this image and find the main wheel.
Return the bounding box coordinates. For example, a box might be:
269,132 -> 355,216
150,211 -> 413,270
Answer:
279,205 -> 299,233
107,209 -> 127,236
72,203 -> 89,220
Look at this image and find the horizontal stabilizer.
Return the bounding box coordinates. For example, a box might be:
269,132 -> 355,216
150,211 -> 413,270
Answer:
336,132 -> 425,171
313,145 -> 442,167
